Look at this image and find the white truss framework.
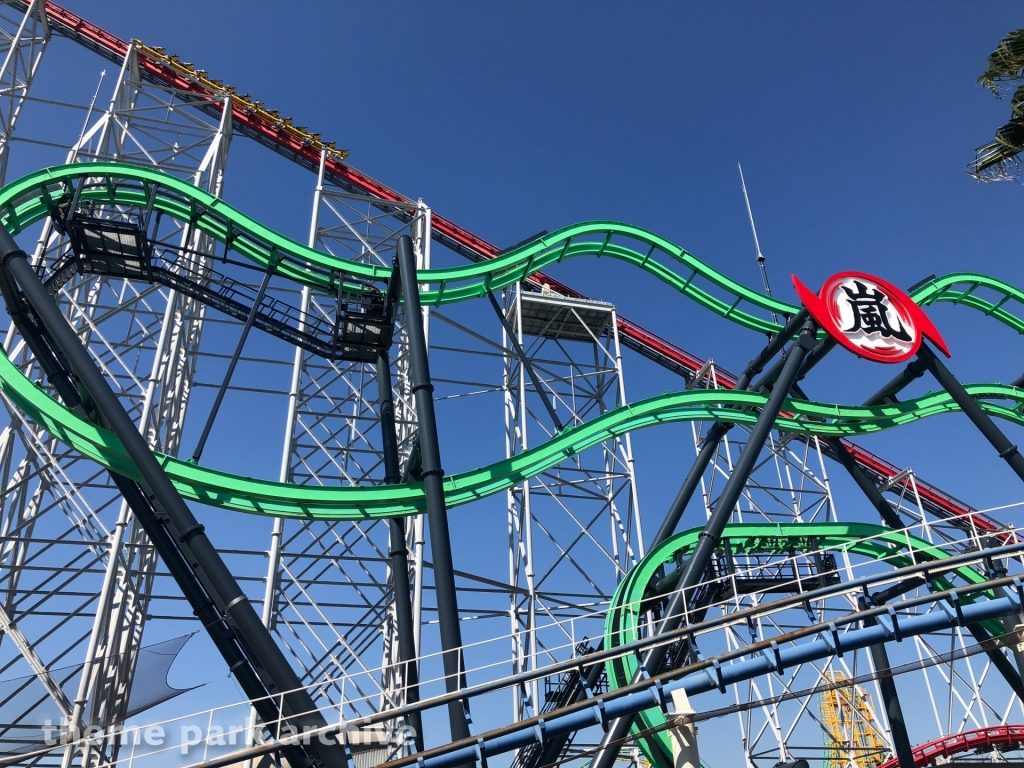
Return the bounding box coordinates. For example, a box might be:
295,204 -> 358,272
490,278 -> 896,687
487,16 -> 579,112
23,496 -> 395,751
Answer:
503,286 -> 643,725
0,38 -> 231,766
0,13 -> 1015,768
0,0 -> 46,184
256,152 -> 431,745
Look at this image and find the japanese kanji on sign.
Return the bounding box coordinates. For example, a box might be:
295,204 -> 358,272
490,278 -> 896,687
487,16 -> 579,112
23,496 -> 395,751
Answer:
792,271 -> 950,363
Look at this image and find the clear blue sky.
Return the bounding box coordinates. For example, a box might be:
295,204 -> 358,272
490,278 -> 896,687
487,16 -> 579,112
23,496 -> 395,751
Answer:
36,2 -> 1024,762
53,1 -> 1024,510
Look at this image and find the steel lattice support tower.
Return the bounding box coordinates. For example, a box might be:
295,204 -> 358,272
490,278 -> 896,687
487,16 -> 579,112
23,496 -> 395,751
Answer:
0,7 -> 1019,768
502,286 -> 643,722
256,151 -> 431,740
0,0 -> 47,185
689,361 -> 839,527
0,31 -> 231,763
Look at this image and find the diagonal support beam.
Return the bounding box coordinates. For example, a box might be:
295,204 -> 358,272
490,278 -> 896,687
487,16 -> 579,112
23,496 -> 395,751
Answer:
0,601 -> 72,716
190,257 -> 275,463
0,233 -> 347,768
377,262 -> 423,752
646,309 -> 810,551
487,289 -> 563,433
590,317 -> 819,768
919,342 -> 1024,483
859,600 -> 914,768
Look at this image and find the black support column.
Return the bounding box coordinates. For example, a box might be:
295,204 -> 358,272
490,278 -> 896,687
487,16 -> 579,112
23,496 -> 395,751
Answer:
917,344 -> 1024,689
0,236 -> 345,768
859,602 -> 914,768
376,263 -> 424,751
825,439 -> 905,529
395,235 -> 472,746
589,318 -> 818,768
646,309 -> 809,551
918,342 -> 1024,484
825,358 -> 932,530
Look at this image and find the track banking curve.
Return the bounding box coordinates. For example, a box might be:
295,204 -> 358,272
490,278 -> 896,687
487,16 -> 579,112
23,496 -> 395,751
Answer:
603,522 -> 1003,765
5,165 -> 1023,336
876,725 -> 1024,767
8,0 -> 1021,534
0,164 -> 1023,520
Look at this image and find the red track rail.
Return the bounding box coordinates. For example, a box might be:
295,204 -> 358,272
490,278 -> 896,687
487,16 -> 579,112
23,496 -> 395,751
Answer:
26,1 -> 1002,534
877,724 -> 1024,767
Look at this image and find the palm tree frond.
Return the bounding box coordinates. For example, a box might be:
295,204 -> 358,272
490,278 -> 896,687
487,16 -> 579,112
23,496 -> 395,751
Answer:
969,30 -> 1024,179
1009,83 -> 1024,118
967,119 -> 1024,180
978,29 -> 1024,95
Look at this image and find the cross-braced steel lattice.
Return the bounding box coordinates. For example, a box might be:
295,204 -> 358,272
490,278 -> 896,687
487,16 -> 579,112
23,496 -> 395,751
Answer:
259,152 -> 430,728
0,0 -> 47,185
0,9 -> 1017,768
503,286 -> 643,723
676,361 -> 1024,767
0,36 -> 231,765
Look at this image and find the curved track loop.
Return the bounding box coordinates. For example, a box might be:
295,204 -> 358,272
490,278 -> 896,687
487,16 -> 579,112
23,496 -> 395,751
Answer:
1,164 -> 1023,519
876,724 -> 1024,767
604,522 -> 1001,766
3,164 -> 1024,336
2,345 -> 1024,518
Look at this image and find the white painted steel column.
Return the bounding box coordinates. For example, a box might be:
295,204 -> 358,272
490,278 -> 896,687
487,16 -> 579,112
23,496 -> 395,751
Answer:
246,150 -> 328,757
504,285 -> 538,722
610,308 -> 644,560
0,0 -> 48,183
59,65 -> 233,768
669,664 -> 700,767
516,288 -> 539,717
410,201 -> 431,668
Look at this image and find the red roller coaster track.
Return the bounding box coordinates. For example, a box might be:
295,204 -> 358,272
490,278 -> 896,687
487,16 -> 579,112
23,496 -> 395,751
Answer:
17,0 -> 1002,535
877,724 -> 1024,767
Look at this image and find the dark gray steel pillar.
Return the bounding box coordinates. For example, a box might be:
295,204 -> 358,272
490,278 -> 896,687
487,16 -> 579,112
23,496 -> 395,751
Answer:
395,235 -> 472,746
919,342 -> 1024,483
825,438 -> 905,529
917,344 -> 1024,683
0,239 -> 346,768
964,619 -> 1024,701
647,420 -> 730,549
823,358 -> 933,529
107,475 -> 311,767
860,606 -> 914,768
862,357 -> 929,406
376,335 -> 424,751
647,309 -> 810,551
590,318 -> 818,768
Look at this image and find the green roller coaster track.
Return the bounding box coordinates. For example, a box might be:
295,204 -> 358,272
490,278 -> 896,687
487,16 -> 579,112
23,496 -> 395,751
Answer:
3,345 -> 1024,519
0,162 -> 1021,768
2,164 -> 1023,335
603,522 -> 1000,767
0,163 -> 1022,520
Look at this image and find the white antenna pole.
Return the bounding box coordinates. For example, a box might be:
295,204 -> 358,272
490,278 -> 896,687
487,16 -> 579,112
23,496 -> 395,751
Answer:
738,163 -> 779,325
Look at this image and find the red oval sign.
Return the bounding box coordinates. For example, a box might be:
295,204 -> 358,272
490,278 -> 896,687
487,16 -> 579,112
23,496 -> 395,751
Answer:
792,271 -> 949,364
